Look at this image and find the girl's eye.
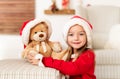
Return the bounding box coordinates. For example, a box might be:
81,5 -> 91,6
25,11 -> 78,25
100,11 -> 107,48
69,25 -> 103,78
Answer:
68,33 -> 73,36
80,33 -> 84,35
79,32 -> 85,36
35,32 -> 37,34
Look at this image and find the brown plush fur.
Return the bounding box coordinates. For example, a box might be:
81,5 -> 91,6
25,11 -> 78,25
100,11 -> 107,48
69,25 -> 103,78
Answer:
22,21 -> 71,61
22,22 -> 60,58
51,47 -> 72,61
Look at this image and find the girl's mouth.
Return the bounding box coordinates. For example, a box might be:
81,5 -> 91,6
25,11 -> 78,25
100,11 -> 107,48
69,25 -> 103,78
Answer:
73,42 -> 80,44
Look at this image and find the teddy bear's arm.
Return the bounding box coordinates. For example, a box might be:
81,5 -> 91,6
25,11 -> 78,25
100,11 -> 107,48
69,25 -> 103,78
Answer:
51,49 -> 72,61
48,41 -> 62,52
22,42 -> 37,58
22,46 -> 30,58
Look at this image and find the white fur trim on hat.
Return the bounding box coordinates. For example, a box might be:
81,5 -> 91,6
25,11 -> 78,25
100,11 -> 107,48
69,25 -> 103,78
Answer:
22,18 -> 52,45
62,16 -> 93,48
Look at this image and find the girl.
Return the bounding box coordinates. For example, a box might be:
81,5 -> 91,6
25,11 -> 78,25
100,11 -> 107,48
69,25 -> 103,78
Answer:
27,15 -> 96,79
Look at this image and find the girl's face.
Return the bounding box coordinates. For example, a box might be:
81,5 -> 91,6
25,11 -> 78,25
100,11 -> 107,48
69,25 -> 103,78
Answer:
67,24 -> 87,49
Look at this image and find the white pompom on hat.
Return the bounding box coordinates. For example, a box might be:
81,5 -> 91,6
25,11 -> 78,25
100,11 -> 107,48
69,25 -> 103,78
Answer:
20,18 -> 52,46
62,15 -> 93,48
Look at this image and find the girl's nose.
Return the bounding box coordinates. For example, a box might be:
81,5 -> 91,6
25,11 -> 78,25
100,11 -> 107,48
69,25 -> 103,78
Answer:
74,35 -> 79,40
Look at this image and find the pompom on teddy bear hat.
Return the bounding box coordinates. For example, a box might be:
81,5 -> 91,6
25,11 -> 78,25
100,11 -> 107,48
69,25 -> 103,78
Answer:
62,15 -> 93,48
20,18 -> 52,46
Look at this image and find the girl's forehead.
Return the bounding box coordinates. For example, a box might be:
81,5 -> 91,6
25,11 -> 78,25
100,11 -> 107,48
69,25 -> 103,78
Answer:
69,25 -> 85,31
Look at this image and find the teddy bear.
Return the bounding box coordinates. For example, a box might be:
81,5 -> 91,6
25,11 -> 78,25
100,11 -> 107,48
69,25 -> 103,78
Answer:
20,18 -> 62,59
20,18 -> 71,61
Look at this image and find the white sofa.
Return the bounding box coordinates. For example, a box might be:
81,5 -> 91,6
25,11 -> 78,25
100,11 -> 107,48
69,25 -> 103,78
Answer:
76,5 -> 120,79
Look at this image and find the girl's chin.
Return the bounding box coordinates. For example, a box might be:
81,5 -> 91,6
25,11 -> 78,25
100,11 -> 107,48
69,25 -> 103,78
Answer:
72,45 -> 82,49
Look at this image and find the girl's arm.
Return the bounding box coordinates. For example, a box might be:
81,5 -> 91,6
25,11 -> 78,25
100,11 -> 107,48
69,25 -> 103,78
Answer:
42,50 -> 95,75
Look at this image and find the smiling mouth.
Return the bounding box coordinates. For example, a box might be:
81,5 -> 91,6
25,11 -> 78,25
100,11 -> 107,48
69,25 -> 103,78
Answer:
73,42 -> 80,44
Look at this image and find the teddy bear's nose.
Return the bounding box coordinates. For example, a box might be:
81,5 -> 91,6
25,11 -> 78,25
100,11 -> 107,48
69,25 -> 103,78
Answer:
39,34 -> 44,37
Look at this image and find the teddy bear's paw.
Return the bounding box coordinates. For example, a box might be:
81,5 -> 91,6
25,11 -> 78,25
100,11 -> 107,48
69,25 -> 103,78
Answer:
35,54 -> 43,60
22,51 -> 28,59
52,43 -> 62,52
29,50 -> 38,54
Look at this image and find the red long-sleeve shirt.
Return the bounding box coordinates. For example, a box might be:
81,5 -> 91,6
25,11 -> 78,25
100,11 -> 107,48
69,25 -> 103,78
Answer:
42,49 -> 96,79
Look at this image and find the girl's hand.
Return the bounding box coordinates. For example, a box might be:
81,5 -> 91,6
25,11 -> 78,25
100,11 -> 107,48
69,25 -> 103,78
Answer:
27,53 -> 40,65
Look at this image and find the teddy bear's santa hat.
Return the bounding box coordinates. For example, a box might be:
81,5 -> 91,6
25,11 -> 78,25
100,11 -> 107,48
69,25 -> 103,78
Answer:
62,15 -> 93,48
20,18 -> 52,46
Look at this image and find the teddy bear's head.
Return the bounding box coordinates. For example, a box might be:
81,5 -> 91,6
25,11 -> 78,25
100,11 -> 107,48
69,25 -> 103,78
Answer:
20,18 -> 52,46
29,22 -> 49,43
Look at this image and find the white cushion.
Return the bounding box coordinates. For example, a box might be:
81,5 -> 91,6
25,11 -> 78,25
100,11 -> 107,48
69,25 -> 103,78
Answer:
95,49 -> 120,65
104,24 -> 120,50
87,5 -> 120,33
95,49 -> 120,79
95,65 -> 120,79
92,33 -> 108,49
86,5 -> 120,49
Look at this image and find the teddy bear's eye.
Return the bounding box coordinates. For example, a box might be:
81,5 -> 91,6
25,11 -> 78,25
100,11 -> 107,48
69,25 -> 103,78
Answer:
35,32 -> 37,34
41,31 -> 43,32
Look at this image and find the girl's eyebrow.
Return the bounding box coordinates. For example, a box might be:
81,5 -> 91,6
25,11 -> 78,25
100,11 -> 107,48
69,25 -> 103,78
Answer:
69,31 -> 85,33
79,31 -> 85,32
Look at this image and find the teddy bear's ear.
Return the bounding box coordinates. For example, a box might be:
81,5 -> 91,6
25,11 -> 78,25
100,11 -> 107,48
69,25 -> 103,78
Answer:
41,22 -> 49,29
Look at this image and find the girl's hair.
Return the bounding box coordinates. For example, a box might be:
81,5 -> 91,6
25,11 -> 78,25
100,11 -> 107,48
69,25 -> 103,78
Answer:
68,43 -> 88,61
65,40 -> 88,61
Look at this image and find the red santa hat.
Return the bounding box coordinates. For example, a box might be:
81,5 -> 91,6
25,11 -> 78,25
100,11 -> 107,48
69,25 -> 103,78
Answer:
62,15 -> 93,48
20,18 -> 52,46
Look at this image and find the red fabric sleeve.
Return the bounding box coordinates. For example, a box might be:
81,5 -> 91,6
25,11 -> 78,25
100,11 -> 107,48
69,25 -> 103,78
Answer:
42,49 -> 95,76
